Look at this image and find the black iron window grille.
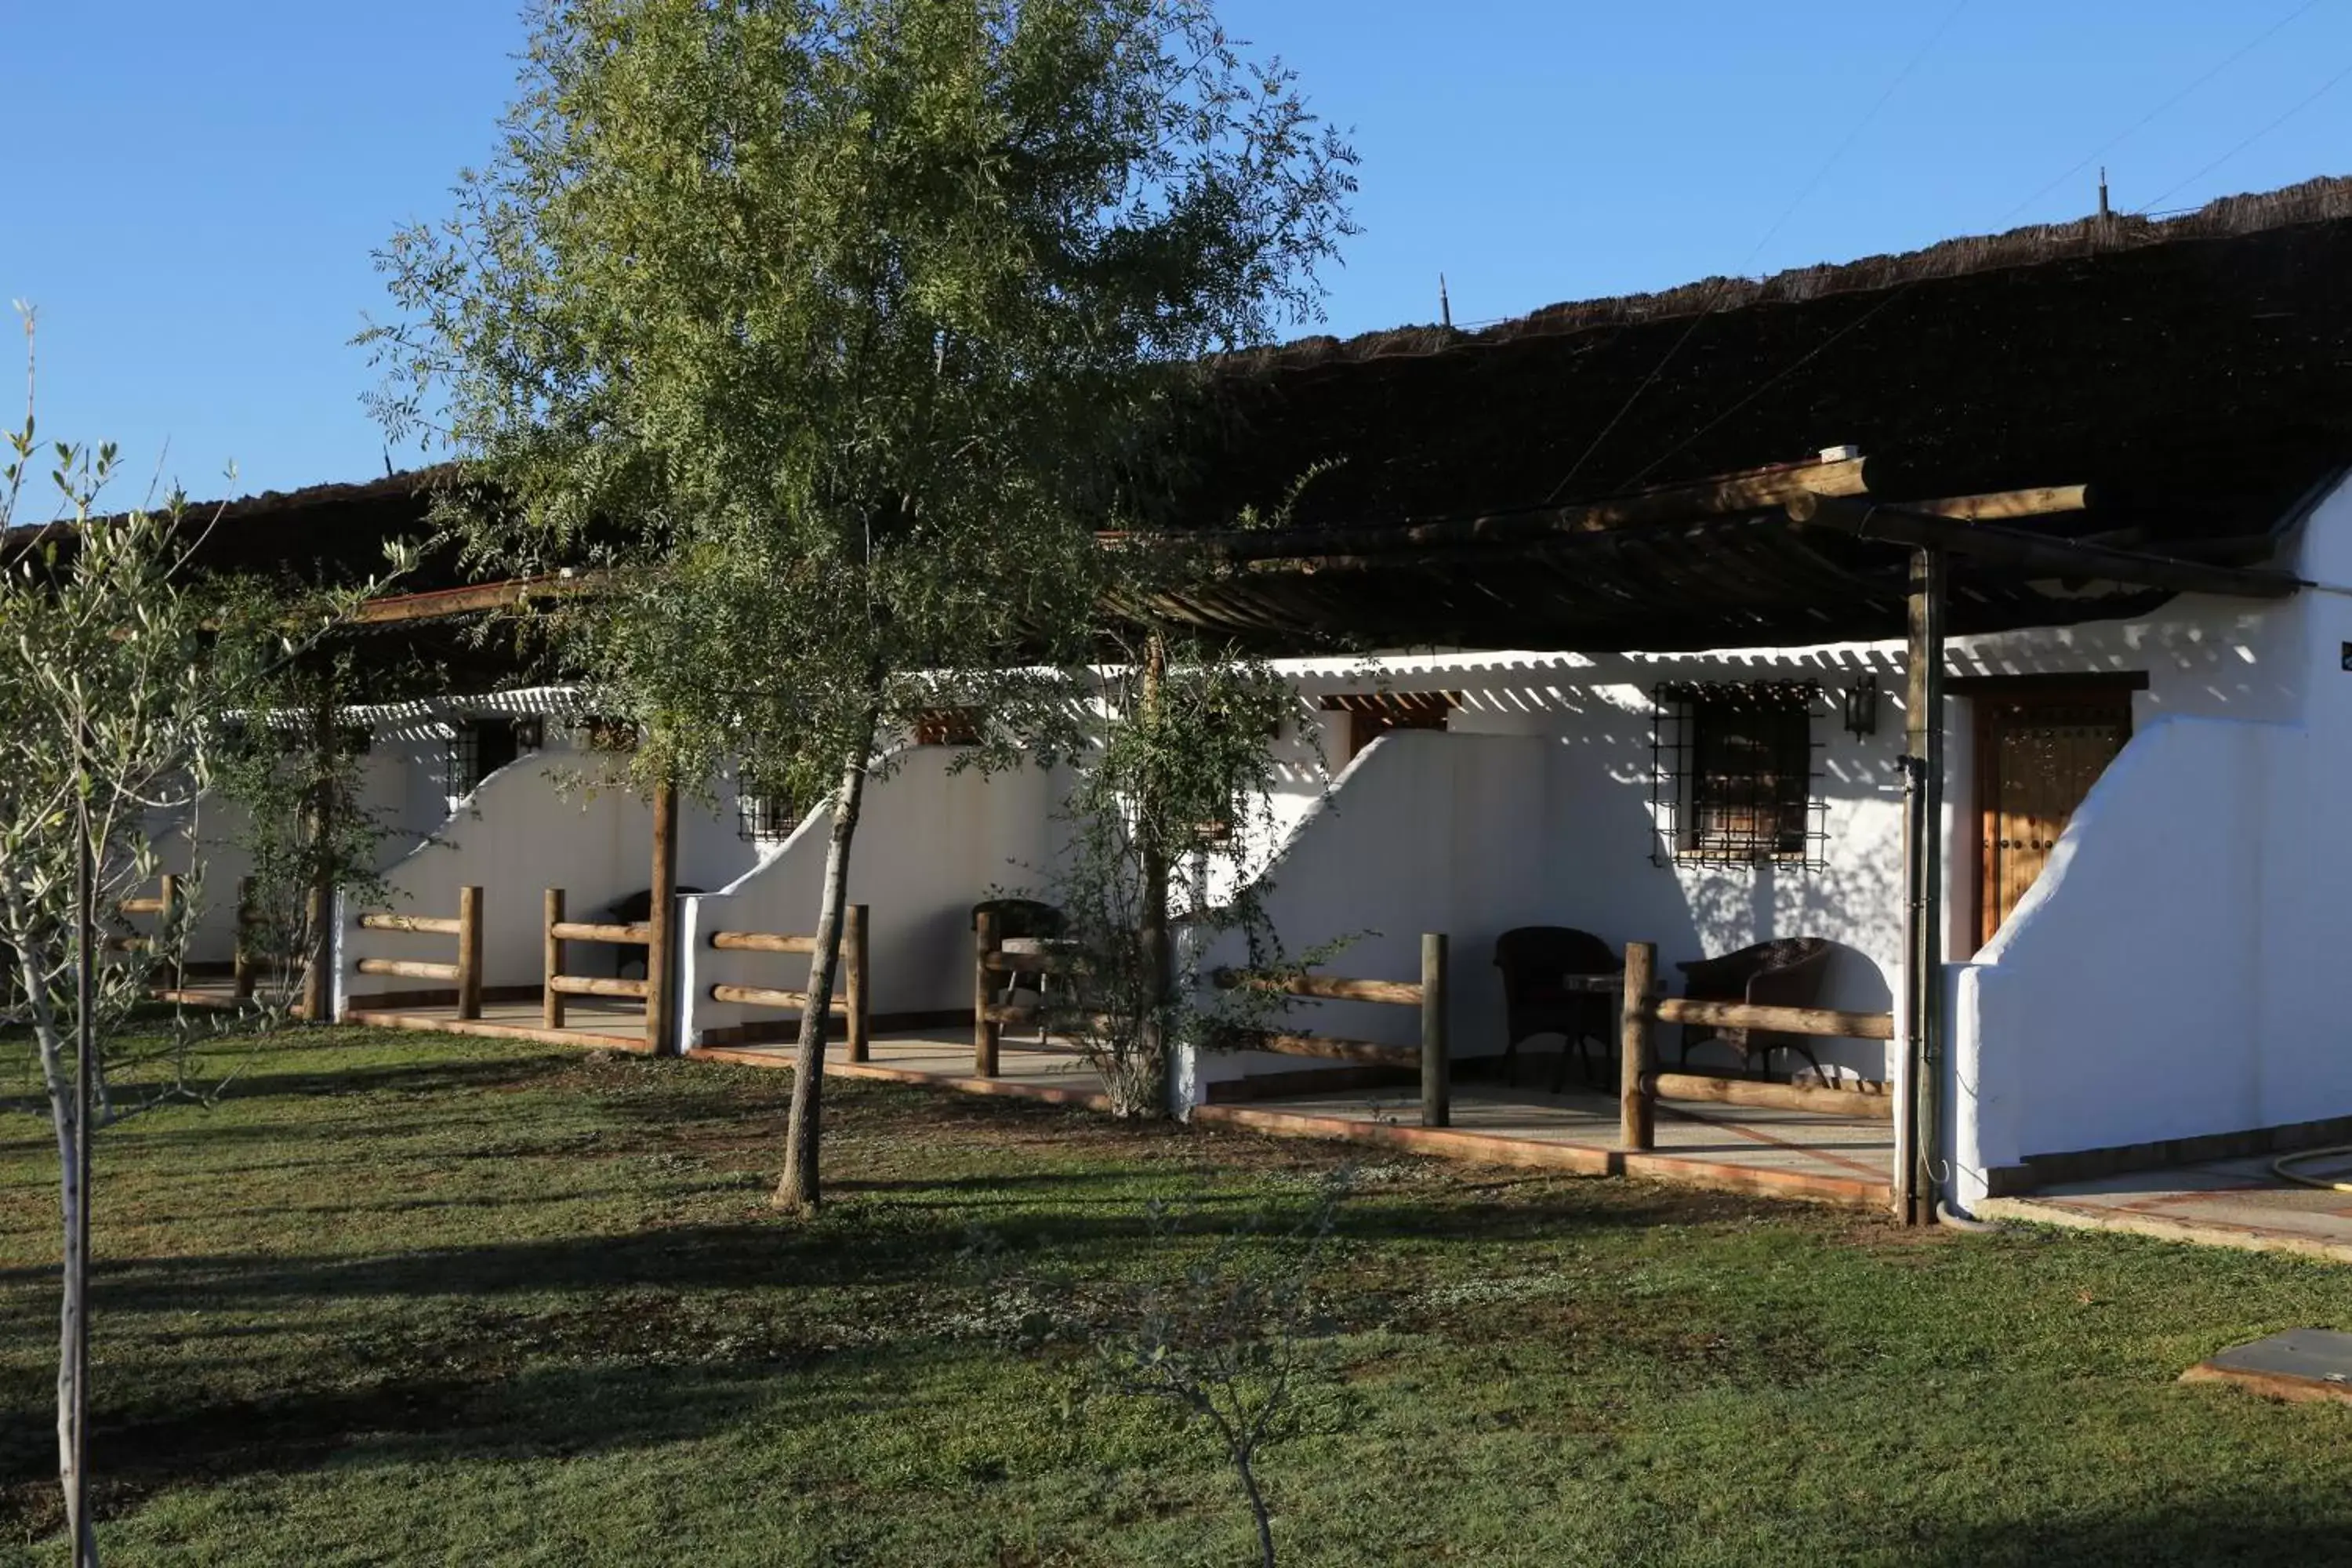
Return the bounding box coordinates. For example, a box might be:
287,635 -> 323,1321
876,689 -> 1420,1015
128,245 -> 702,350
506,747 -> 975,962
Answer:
445,717 -> 535,800
1651,681 -> 1827,867
915,709 -> 983,746
736,784 -> 800,844
582,715 -> 640,753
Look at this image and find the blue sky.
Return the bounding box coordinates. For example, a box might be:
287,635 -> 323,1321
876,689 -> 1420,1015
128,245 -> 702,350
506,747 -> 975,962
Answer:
3,0 -> 2348,503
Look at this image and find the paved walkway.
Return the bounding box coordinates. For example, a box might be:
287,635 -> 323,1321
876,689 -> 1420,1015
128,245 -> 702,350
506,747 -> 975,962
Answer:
1980,1153 -> 2352,1264
699,1033 -> 1896,1207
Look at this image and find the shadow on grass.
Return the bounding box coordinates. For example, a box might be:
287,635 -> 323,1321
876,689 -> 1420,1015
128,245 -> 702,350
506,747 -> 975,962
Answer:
1903,1498 -> 2352,1567
0,1352 -> 852,1535
0,1178 -> 1781,1324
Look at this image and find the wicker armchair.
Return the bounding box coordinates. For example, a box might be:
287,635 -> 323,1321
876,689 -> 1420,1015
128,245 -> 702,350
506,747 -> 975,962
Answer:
1674,937 -> 1835,1080
1493,926 -> 1623,1091
971,898 -> 1069,1004
596,886 -> 706,978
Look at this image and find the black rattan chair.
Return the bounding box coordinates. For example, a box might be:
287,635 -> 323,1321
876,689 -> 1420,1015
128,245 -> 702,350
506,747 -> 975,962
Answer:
1493,926 -> 1623,1091
1675,937 -> 1835,1080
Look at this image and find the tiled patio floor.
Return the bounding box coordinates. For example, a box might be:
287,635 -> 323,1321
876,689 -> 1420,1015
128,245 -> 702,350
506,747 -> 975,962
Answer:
697,1032 -> 1896,1207
1980,1154 -> 2352,1263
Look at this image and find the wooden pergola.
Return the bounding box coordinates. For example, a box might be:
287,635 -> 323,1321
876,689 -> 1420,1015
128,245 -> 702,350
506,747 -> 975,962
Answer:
1131,455 -> 2312,1222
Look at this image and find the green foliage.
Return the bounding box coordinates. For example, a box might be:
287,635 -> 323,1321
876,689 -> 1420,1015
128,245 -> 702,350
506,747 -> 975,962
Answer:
1026,632 -> 1330,1115
14,1027 -> 2352,1564
364,0 -> 1359,804
201,656 -> 401,1011
1091,1171 -> 1352,1566
0,432 -> 218,1105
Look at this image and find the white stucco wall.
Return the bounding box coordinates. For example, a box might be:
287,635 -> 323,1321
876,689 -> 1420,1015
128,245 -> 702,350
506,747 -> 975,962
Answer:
1185,730 -> 1556,1098
681,747 -> 1062,1044
336,739 -> 753,1013
1940,475 -> 2352,1203
1947,716 -> 2321,1204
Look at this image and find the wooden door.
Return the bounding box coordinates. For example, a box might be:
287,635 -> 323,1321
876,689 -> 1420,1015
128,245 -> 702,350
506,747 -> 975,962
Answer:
1975,689 -> 2133,947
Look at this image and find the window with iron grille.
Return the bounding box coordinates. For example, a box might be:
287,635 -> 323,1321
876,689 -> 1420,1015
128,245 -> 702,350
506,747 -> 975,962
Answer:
1651,681 -> 1825,866
582,715 -> 640,752
915,708 -> 982,746
445,717 -> 535,800
736,784 -> 800,844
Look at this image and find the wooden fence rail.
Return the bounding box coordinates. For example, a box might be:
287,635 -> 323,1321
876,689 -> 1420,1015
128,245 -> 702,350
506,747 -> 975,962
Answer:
541,889 -> 670,1033
354,886 -> 482,1019
1210,935 -> 1451,1127
1610,940 -> 1895,1151
699,905 -> 869,1060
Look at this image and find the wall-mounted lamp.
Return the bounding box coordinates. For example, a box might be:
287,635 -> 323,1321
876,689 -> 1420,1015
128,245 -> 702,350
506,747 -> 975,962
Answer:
1843,674 -> 1879,739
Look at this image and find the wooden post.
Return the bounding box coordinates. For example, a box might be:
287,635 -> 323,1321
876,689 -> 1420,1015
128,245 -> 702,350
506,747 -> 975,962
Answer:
456,885 -> 484,1020
1420,931 -> 1450,1128
1619,941 -> 1657,1152
846,902 -> 870,1063
645,779 -> 679,1055
543,887 -> 566,1031
157,873 -> 180,927
973,909 -> 1000,1076
1900,546 -> 1948,1225
232,876 -> 255,1001
300,687 -> 336,1023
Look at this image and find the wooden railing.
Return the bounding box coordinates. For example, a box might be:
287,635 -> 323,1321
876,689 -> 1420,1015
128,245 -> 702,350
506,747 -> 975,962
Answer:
1212,934 -> 1452,1127
1604,942 -> 1895,1151
355,887 -> 483,1019
109,873 -> 181,956
970,909 -> 1096,1077
540,887 -> 655,1029
702,904 -> 869,1060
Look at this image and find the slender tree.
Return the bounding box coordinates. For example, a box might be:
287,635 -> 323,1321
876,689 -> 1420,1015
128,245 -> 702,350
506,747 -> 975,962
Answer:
1,310 -> 405,1563
367,0 -> 1356,1210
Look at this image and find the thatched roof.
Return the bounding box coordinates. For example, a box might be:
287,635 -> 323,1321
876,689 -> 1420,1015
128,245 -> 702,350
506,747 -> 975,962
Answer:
96,173 -> 2352,657
1185,175 -> 2352,552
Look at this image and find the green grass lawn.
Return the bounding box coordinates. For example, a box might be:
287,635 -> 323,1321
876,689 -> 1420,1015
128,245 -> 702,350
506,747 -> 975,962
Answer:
3,1026 -> 2350,1566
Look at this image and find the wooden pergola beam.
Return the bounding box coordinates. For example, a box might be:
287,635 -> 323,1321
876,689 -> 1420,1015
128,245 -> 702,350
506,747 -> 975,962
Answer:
1783,492 -> 2299,600
1185,454 -> 1875,562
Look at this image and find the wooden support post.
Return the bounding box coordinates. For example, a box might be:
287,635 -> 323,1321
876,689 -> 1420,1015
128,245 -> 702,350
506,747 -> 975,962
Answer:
1900,546 -> 1948,1225
645,779 -> 679,1055
845,903 -> 870,1063
543,888 -> 566,1031
456,885 -> 484,1020
157,873 -> 180,930
973,909 -> 1000,1076
232,876 -> 256,1001
1619,941 -> 1657,1152
1420,932 -> 1450,1128
300,687 -> 336,1023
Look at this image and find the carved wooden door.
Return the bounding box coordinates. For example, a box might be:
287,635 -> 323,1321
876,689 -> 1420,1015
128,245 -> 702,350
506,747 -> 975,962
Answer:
1975,690 -> 2133,947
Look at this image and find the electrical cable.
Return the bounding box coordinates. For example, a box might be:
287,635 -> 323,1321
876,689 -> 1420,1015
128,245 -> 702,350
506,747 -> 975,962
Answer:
2137,54 -> 2352,213
1999,0 -> 2325,227
1607,4 -> 2343,495
1534,0 -> 1976,503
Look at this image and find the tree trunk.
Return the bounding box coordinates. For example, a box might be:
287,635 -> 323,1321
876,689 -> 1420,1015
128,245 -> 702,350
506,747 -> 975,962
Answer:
299,681 -> 337,1024
773,706 -> 880,1214
6,837 -> 101,1566
67,811 -> 96,1566
1135,634 -> 1173,1110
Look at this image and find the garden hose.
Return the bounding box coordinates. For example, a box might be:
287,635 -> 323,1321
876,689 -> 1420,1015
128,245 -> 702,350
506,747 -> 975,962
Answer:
2270,1145 -> 2352,1192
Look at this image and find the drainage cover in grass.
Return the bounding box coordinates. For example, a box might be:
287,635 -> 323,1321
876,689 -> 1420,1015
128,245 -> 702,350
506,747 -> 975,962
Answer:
2182,1329 -> 2352,1404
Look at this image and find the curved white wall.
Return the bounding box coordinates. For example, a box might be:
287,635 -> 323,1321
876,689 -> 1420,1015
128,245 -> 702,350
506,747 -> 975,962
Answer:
1187,730 -> 1555,1097
1948,715 -> 2328,1204
338,750 -> 753,1009
681,748 -> 1062,1042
